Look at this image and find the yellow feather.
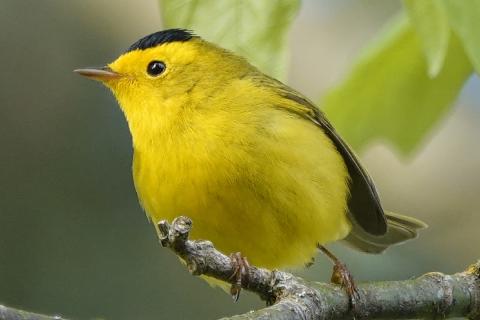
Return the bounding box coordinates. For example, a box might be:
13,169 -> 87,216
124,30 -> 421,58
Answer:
104,38 -> 351,269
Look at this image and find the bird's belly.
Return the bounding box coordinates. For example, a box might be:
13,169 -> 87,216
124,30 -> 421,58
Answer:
132,117 -> 351,269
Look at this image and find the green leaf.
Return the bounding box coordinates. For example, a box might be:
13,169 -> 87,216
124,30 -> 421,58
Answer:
322,16 -> 472,155
159,0 -> 300,80
404,0 -> 449,77
441,0 -> 480,74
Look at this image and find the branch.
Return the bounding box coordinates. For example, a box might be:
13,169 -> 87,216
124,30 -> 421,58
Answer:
1,216 -> 478,320
0,304 -> 68,320
158,216 -> 480,320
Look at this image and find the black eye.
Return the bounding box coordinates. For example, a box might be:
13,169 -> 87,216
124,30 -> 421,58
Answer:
147,61 -> 166,76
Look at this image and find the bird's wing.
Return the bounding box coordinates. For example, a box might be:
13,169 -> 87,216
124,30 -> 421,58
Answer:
260,76 -> 387,235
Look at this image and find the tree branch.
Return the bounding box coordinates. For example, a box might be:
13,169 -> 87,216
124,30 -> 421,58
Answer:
1,216 -> 478,320
0,304 -> 68,320
158,216 -> 480,320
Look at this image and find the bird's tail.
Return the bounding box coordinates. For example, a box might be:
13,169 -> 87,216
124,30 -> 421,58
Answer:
343,212 -> 427,254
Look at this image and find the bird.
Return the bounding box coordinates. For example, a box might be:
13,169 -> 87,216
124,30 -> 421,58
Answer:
75,29 -> 426,303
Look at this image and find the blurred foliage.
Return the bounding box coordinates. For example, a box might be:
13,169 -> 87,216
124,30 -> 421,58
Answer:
441,0 -> 480,74
159,0 -> 300,80
322,16 -> 471,154
404,0 -> 449,77
405,0 -> 480,76
324,0 -> 480,155
160,0 -> 480,155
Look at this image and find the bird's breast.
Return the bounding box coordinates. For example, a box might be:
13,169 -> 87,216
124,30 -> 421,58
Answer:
131,107 -> 352,269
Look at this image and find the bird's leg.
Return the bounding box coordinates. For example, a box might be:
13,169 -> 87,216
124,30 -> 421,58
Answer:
318,245 -> 360,310
229,252 -> 250,302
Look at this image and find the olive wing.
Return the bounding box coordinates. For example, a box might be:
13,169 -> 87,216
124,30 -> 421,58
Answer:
264,79 -> 388,236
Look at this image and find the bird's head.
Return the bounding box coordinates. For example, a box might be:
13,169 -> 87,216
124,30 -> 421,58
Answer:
75,29 -> 255,145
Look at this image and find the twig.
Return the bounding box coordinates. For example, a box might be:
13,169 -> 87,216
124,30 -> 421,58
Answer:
158,216 -> 480,320
0,304 -> 68,320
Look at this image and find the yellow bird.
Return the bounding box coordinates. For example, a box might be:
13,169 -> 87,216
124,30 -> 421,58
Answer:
75,29 -> 426,300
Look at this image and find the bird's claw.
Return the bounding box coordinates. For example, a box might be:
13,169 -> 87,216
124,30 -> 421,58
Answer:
229,252 -> 250,302
331,261 -> 361,309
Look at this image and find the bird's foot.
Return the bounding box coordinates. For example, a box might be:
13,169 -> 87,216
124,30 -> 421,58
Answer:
331,260 -> 360,309
318,245 -> 360,311
229,252 -> 250,302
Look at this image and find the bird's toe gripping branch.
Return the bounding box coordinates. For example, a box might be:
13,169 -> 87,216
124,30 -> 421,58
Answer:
229,252 -> 251,301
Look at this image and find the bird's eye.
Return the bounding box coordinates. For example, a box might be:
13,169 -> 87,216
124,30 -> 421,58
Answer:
147,61 -> 166,76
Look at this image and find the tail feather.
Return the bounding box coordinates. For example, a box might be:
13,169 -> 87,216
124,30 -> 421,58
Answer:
343,212 -> 427,254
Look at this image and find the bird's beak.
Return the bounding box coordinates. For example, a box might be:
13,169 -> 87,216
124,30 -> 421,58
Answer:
73,66 -> 120,82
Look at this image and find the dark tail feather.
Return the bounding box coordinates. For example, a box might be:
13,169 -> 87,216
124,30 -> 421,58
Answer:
343,212 -> 427,254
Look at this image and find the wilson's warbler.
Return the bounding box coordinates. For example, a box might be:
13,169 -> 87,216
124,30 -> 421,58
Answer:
75,29 -> 426,300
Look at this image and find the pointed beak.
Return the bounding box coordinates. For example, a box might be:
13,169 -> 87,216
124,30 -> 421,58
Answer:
73,66 -> 120,81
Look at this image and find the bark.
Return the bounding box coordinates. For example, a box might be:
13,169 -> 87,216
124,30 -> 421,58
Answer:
1,216 -> 479,320
159,216 -> 480,320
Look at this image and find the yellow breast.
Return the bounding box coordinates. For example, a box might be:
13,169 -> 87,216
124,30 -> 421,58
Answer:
130,80 -> 351,269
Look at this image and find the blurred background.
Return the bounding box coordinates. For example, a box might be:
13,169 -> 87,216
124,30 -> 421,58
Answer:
1,0 -> 478,319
